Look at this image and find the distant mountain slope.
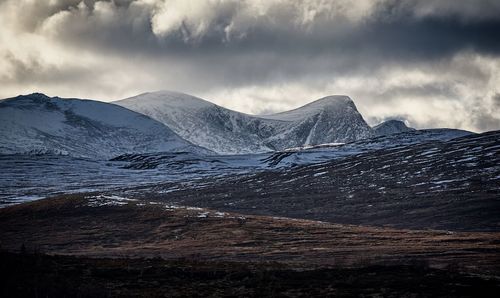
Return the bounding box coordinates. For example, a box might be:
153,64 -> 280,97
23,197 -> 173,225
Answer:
143,130 -> 500,231
103,128 -> 475,174
373,120 -> 415,136
0,93 -> 209,158
115,91 -> 374,154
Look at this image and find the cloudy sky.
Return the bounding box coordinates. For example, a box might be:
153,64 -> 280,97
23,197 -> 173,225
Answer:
1,0 -> 499,131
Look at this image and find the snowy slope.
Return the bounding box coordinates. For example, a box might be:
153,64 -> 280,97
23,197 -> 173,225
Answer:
0,93 -> 209,159
115,91 -> 275,154
373,120 -> 415,136
115,91 -> 374,154
261,96 -> 374,149
0,129 -> 487,207
148,130 -> 499,231
263,128 -> 475,166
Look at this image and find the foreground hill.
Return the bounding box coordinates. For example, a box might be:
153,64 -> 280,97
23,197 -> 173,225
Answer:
0,93 -> 209,159
3,251 -> 498,298
0,195 -> 498,296
115,91 -> 374,154
1,195 -> 498,270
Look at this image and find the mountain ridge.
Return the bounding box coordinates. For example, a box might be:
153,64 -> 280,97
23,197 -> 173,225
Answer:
1,91 -> 477,158
115,91 -> 374,154
0,93 -> 210,158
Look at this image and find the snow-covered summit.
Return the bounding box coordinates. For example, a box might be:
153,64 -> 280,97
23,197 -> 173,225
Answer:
115,92 -> 374,154
116,91 -> 273,154
262,95 -> 374,148
0,93 -> 209,158
262,95 -> 355,121
373,119 -> 415,136
119,90 -> 216,111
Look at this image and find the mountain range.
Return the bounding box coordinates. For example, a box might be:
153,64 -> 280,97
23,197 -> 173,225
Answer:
0,91 -> 474,158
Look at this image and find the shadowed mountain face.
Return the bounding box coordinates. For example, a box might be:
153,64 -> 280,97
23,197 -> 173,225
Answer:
0,93 -> 210,159
115,91 -> 374,154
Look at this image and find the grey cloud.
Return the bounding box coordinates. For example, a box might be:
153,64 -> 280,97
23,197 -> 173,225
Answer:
468,93 -> 500,133
472,112 -> 500,132
471,94 -> 500,131
0,50 -> 129,99
367,115 -> 414,128
13,0 -> 497,92
0,0 -> 499,132
379,0 -> 500,21
374,83 -> 459,101
0,51 -> 102,86
9,1 -> 500,58
493,93 -> 500,107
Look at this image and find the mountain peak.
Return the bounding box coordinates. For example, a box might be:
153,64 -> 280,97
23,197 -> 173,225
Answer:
373,119 -> 415,136
315,95 -> 353,103
139,90 -> 190,98
263,95 -> 358,122
12,92 -> 50,101
117,90 -> 215,110
1,93 -> 53,108
299,95 -> 355,109
27,92 -> 50,98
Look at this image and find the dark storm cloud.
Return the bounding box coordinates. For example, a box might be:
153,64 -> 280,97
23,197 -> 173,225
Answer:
0,0 -> 499,131
9,0 -> 496,92
0,50 -> 122,98
1,51 -> 88,84
10,0 -> 500,58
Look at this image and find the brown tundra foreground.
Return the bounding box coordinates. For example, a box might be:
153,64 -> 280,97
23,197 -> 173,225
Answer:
1,194 -> 499,297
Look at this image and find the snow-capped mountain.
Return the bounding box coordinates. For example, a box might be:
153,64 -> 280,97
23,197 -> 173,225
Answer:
114,91 -> 374,154
0,93 -> 209,159
115,91 -> 274,154
373,120 -> 415,136
261,95 -> 374,149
